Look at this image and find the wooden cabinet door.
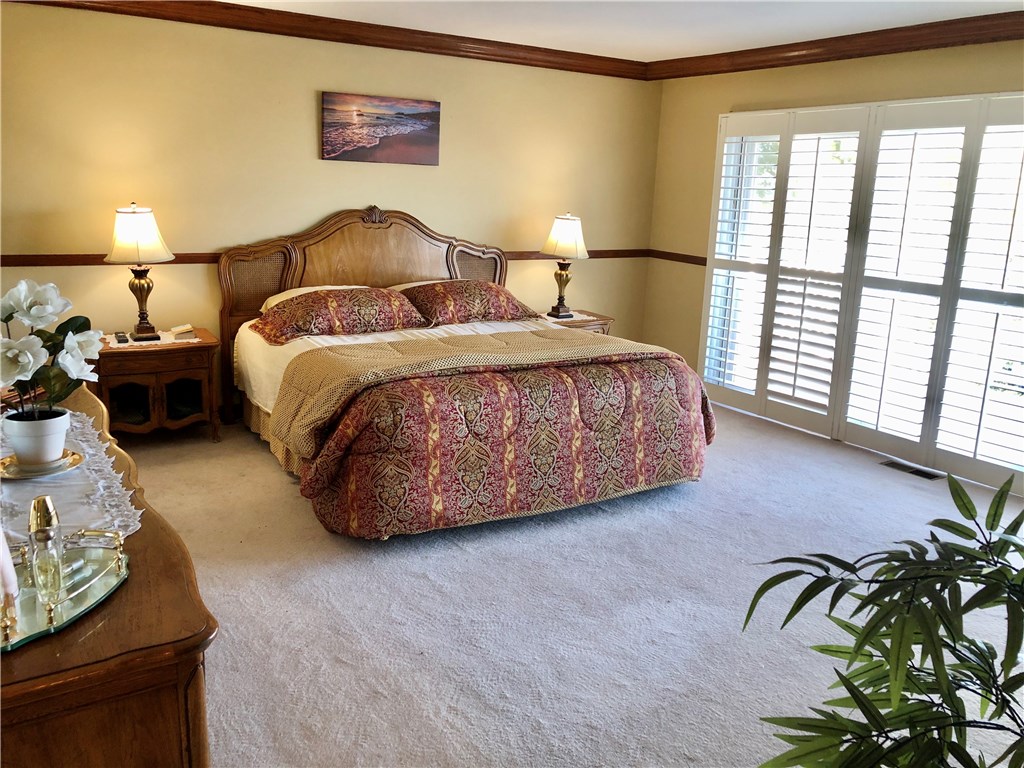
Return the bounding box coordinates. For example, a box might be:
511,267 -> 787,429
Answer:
102,373 -> 159,433
158,370 -> 211,430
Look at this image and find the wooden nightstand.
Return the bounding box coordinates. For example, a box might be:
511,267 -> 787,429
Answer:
547,309 -> 614,334
95,327 -> 220,441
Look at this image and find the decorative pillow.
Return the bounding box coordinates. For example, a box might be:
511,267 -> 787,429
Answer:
251,288 -> 428,345
401,280 -> 539,326
260,285 -> 367,312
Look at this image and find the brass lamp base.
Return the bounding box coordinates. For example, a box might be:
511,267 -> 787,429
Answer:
546,259 -> 574,319
127,265 -> 161,341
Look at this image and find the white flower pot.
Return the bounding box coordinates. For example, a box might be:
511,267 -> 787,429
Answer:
2,409 -> 71,466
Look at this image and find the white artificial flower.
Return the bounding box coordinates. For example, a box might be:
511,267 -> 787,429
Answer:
63,329 -> 103,360
56,347 -> 98,383
0,279 -> 39,324
19,282 -> 73,328
0,336 -> 47,388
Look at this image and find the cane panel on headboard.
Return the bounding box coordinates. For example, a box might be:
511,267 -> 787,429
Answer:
217,205 -> 508,410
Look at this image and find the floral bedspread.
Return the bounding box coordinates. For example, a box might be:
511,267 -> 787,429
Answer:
268,329 -> 714,539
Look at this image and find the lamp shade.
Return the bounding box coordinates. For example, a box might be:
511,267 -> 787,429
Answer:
540,213 -> 589,260
104,203 -> 175,265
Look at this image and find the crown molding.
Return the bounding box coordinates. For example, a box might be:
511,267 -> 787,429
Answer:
646,11 -> 1024,79
21,2 -> 1023,81
27,1 -> 647,79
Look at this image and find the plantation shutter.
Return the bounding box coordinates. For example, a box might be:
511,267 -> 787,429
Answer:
699,93 -> 1023,490
765,131 -> 859,421
841,101 -> 973,467
701,111 -> 786,407
934,98 -> 1024,476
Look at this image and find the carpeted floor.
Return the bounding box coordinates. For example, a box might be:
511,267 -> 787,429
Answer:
118,406 -> 1014,767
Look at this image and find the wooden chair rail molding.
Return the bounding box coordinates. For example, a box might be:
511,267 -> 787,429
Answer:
2,250 -> 708,267
26,1 -> 1024,80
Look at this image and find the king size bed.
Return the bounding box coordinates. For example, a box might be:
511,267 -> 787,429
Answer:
219,205 -> 714,540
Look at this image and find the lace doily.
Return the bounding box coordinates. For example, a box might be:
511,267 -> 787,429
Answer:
101,332 -> 204,348
1,411 -> 143,550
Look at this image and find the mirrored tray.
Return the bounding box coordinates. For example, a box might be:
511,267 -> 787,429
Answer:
1,532 -> 129,652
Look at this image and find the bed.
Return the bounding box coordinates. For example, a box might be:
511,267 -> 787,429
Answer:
219,205 -> 714,539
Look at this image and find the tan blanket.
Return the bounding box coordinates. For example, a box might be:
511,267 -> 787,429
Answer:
270,328 -> 689,460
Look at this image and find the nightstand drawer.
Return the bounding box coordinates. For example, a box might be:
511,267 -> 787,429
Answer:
101,350 -> 211,375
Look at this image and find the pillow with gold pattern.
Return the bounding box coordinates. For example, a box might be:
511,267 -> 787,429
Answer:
400,280 -> 539,326
251,288 -> 428,344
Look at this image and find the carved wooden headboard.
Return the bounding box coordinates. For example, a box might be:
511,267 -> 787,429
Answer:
217,205 -> 508,409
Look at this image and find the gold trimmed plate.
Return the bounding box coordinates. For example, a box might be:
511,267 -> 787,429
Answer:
0,450 -> 84,480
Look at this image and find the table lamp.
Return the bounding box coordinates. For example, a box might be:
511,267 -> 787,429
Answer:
105,202 -> 175,341
541,212 -> 589,319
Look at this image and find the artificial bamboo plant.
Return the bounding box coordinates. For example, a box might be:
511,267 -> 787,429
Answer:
746,475 -> 1023,767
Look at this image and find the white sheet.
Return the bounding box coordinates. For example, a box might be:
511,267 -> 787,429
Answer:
234,317 -> 565,413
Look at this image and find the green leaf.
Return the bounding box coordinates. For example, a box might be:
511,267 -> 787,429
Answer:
1005,597 -> 1023,679
760,734 -> 843,767
828,579 -> 859,615
761,715 -> 856,736
835,669 -> 888,730
54,314 -> 90,338
898,539 -> 930,558
839,660 -> 887,687
836,741 -> 887,768
947,736 -> 982,767
781,576 -> 838,629
767,556 -> 832,572
930,517 -> 979,540
963,582 -> 1007,614
889,611 -> 916,709
1004,671 -> 1024,694
744,570 -> 808,630
986,476 -> 1015,532
851,599 -> 904,658
993,510 -> 1024,560
912,602 -> 951,705
992,737 -> 1024,768
948,474 -> 978,521
811,644 -> 873,664
851,579 -> 912,617
805,553 -> 860,573
996,532 -> 1024,554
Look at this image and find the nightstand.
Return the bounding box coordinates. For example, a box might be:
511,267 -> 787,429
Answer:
547,309 -> 614,334
95,327 -> 220,441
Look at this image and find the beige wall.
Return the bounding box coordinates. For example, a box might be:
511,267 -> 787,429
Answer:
1,3 -> 659,340
645,40 -> 1024,365
3,3 -> 1022,360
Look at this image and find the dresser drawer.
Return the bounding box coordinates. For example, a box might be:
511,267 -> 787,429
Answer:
101,349 -> 211,375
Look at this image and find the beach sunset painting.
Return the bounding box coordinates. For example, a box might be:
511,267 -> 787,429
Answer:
321,92 -> 440,166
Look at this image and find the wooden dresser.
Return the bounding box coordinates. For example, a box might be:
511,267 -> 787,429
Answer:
0,388 -> 218,767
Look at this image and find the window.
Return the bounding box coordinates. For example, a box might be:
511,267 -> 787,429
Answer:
700,94 -> 1024,489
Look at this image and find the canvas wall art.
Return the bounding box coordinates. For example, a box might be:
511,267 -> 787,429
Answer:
321,92 -> 440,166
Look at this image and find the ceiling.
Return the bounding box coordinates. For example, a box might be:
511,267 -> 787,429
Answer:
223,1 -> 1021,60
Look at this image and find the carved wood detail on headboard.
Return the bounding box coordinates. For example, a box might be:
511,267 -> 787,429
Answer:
217,205 -> 508,415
